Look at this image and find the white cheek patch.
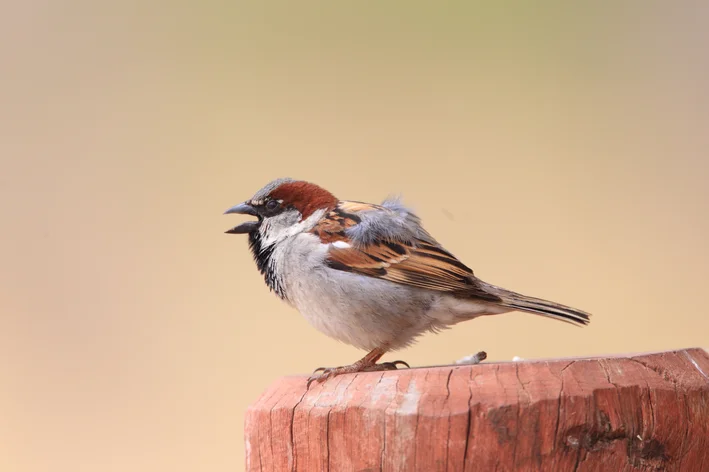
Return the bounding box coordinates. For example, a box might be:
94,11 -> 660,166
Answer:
331,241 -> 351,249
259,209 -> 327,248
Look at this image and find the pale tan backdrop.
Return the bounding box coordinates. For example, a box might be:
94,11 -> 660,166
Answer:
1,2 -> 708,471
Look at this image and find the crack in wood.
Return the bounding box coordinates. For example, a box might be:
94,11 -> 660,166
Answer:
514,363 -> 530,468
462,366 -> 474,471
552,362 -> 565,452
411,371 -> 425,471
444,368 -> 453,472
598,359 -> 619,389
289,389 -> 308,471
684,350 -> 709,381
370,372 -> 387,472
305,382 -> 329,471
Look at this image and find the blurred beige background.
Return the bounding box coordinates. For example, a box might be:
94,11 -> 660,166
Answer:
1,2 -> 708,471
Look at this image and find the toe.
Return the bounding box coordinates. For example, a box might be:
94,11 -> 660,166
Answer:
307,367 -> 338,388
361,361 -> 410,372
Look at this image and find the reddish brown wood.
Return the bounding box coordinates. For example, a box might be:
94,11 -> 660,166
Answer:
244,348 -> 709,471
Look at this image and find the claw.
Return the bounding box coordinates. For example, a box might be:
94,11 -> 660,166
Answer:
307,367 -> 339,388
306,373 -> 324,388
307,367 -> 332,388
305,360 -> 411,388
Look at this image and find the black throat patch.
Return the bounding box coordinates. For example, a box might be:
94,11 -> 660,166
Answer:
248,231 -> 287,300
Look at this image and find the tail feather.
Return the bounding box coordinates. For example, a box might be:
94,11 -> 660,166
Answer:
481,282 -> 591,326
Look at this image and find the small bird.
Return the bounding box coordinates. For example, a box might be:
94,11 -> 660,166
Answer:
225,178 -> 590,384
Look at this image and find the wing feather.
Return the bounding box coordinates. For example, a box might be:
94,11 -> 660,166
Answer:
313,201 -> 500,300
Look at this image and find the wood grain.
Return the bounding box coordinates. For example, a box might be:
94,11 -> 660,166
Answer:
244,348 -> 709,471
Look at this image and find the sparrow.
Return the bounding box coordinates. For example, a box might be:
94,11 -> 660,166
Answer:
225,178 -> 590,385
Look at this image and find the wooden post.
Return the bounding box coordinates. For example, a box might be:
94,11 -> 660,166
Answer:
245,348 -> 709,471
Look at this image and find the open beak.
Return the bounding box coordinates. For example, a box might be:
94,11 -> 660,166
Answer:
224,202 -> 260,234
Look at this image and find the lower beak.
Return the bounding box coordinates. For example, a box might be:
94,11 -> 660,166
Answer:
224,202 -> 261,234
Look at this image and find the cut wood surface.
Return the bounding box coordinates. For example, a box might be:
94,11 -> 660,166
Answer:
245,348 -> 709,471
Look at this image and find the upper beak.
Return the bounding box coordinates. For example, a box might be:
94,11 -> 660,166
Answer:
224,202 -> 260,234
224,202 -> 257,216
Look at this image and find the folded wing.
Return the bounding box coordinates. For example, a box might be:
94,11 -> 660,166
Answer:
312,199 -> 501,302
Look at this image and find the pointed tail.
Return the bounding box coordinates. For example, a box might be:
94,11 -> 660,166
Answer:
481,282 -> 591,326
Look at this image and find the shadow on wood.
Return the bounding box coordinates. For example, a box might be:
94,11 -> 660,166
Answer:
245,348 -> 709,471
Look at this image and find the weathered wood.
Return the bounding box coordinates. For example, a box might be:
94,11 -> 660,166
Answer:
244,348 -> 709,471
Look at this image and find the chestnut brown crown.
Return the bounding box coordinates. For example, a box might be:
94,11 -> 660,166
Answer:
267,180 -> 338,219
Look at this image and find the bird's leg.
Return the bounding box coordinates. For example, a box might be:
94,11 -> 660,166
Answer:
307,347 -> 409,387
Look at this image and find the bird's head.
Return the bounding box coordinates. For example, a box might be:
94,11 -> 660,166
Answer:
224,178 -> 338,247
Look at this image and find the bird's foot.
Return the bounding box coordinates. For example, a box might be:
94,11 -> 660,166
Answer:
307,360 -> 409,387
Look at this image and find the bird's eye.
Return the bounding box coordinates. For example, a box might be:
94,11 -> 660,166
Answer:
265,200 -> 280,211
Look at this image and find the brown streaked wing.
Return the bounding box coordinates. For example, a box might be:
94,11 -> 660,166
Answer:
312,201 -> 498,300
327,237 -> 493,294
310,204 -> 364,243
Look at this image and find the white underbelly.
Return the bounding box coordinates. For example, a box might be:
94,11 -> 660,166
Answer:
277,234 -> 507,351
